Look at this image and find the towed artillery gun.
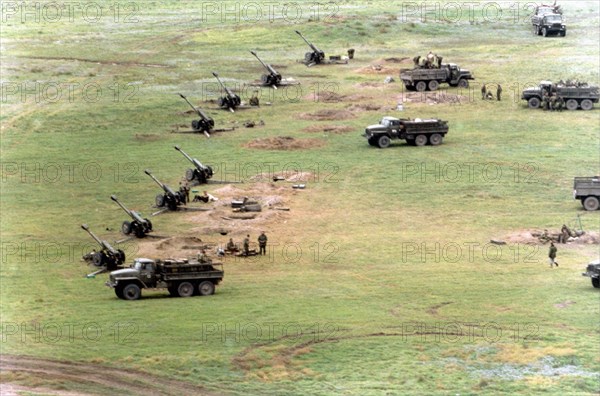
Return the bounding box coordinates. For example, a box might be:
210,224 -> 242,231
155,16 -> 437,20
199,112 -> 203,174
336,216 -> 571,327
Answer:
144,169 -> 186,213
295,30 -> 348,67
176,94 -> 235,137
174,145 -> 244,186
212,72 -> 241,112
174,145 -> 214,185
81,224 -> 125,277
110,195 -> 153,238
250,50 -> 282,89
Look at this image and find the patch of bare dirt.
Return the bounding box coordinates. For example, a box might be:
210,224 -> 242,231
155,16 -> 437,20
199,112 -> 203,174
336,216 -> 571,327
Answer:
385,57 -> 411,63
302,125 -> 354,134
345,103 -> 387,112
245,136 -> 326,150
0,355 -> 215,396
134,134 -> 161,141
504,230 -> 600,245
355,82 -> 385,88
397,92 -> 467,105
298,109 -> 356,121
554,301 -> 576,309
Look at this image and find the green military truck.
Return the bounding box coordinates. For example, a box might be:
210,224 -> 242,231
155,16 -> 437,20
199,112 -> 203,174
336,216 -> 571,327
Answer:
399,63 -> 474,92
363,116 -> 449,148
532,7 -> 566,37
573,177 -> 600,211
106,257 -> 224,300
522,81 -> 599,110
582,259 -> 600,288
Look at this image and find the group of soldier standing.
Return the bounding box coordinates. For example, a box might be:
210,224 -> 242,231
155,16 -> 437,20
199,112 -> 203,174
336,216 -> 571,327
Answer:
542,91 -> 565,111
224,231 -> 268,256
481,84 -> 502,101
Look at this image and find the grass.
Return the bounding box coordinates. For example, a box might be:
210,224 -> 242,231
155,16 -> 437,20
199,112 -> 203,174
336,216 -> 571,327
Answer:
1,1 -> 599,395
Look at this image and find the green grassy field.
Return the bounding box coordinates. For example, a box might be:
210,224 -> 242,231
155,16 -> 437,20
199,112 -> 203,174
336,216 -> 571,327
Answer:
1,1 -> 599,395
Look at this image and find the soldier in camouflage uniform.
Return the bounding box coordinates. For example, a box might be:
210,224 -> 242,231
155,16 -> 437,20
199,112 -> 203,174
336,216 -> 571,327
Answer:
243,235 -> 250,256
258,232 -> 268,255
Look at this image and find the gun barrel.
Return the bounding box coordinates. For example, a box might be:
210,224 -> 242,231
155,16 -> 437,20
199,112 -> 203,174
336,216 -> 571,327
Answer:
110,195 -> 133,217
178,93 -> 201,116
295,30 -> 318,51
81,224 -> 117,254
174,145 -> 195,165
250,50 -> 268,69
212,72 -> 235,97
144,169 -> 166,189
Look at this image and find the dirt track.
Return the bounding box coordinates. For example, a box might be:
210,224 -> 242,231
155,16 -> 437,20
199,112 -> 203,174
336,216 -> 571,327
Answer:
0,354 -> 221,396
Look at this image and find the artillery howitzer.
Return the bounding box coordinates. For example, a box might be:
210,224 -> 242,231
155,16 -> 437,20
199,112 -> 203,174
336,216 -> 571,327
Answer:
212,72 -> 241,112
250,50 -> 282,88
81,224 -> 125,275
174,145 -> 214,185
295,30 -> 326,66
110,195 -> 153,238
175,94 -> 236,137
179,93 -> 214,136
144,169 -> 185,212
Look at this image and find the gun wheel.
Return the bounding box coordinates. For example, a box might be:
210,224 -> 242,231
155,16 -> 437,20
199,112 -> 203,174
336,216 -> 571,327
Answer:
185,168 -> 196,182
121,221 -> 132,235
155,194 -> 165,207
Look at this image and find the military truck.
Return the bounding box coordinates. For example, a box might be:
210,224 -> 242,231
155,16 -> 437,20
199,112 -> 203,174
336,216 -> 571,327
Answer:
522,81 -> 599,110
532,7 -> 566,37
106,257 -> 224,300
363,117 -> 449,148
582,259 -> 600,288
573,177 -> 600,211
400,64 -> 474,91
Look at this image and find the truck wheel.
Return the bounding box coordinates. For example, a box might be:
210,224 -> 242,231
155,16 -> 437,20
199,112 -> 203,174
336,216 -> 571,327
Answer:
198,281 -> 215,296
121,221 -> 132,235
457,79 -> 469,88
415,135 -> 428,146
542,27 -> 548,37
155,194 -> 165,207
528,97 -> 541,109
428,80 -> 439,91
565,99 -> 578,110
177,282 -> 195,297
415,81 -> 427,92
377,135 -> 391,149
115,285 -> 125,299
429,134 -> 443,146
592,278 -> 600,288
583,196 -> 600,211
122,284 -> 141,300
580,99 -> 593,111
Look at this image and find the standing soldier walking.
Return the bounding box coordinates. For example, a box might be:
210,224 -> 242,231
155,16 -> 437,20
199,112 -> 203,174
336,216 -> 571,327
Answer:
496,84 -> 502,101
481,84 -> 486,100
258,231 -> 268,255
548,242 -> 558,267
243,235 -> 250,256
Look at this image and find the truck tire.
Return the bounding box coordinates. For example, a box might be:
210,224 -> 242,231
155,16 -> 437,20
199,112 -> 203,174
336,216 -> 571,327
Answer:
115,285 -> 125,299
415,135 -> 428,146
415,81 -> 427,92
580,99 -> 593,111
583,196 -> 600,211
155,194 -> 165,207
429,134 -> 443,146
428,80 -> 439,91
377,135 -> 391,149
198,281 -> 215,296
121,221 -> 132,235
457,79 -> 469,88
592,278 -> 600,288
122,284 -> 141,300
177,282 -> 195,297
542,27 -> 548,37
565,99 -> 578,111
528,97 -> 541,109
560,29 -> 566,37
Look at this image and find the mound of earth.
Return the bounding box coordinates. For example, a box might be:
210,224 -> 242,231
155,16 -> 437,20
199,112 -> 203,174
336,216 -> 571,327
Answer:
134,133 -> 161,141
503,230 -> 599,245
345,103 -> 387,112
303,125 -> 354,134
397,92 -> 467,105
298,109 -> 356,121
245,136 -> 326,150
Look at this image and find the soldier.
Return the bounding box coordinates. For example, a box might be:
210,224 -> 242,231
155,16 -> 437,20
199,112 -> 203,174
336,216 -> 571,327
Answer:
549,94 -> 557,111
548,242 -> 558,267
496,84 -> 502,101
249,91 -> 260,106
418,56 -> 426,68
413,55 -> 421,67
481,84 -> 487,100
558,224 -> 572,243
243,234 -> 250,256
555,95 -> 564,111
226,238 -> 238,253
197,249 -> 211,264
542,92 -> 550,111
486,91 -> 494,100
258,231 -> 268,255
